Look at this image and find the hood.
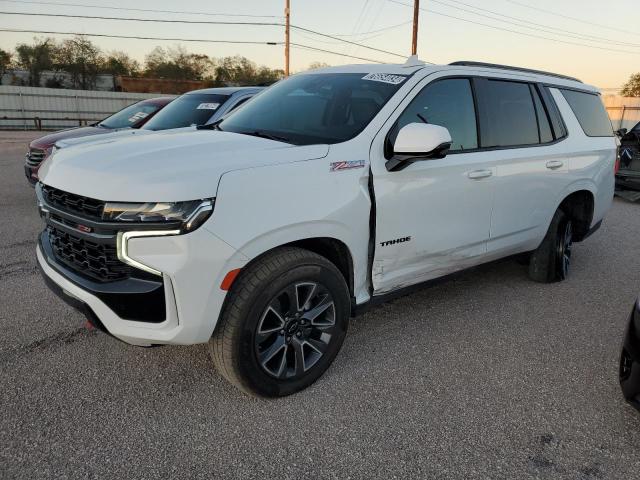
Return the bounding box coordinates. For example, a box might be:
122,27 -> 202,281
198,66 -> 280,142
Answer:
56,128 -> 152,149
38,130 -> 329,202
56,126 -> 196,149
30,126 -> 114,149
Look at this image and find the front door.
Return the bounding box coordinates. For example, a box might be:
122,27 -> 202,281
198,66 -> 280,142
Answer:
370,76 -> 495,294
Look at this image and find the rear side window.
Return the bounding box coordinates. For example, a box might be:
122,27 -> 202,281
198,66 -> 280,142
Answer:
531,87 -> 553,143
560,89 -> 613,137
395,78 -> 478,151
482,80 -> 539,147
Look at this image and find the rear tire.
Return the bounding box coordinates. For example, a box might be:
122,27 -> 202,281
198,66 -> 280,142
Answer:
528,209 -> 573,283
209,247 -> 350,397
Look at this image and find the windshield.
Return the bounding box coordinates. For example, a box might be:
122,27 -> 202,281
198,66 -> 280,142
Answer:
143,93 -> 230,131
218,73 -> 407,145
99,102 -> 162,129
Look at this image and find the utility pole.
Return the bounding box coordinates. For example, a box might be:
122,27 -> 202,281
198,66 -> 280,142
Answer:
285,0 -> 291,76
411,0 -> 420,56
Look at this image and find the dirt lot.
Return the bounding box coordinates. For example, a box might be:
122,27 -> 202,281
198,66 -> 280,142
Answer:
1,131 -> 640,479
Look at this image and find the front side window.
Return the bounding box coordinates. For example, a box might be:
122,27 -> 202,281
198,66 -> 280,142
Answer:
99,102 -> 162,129
482,80 -> 539,147
395,78 -> 478,151
561,89 -> 613,137
143,93 -> 230,131
219,73 -> 406,145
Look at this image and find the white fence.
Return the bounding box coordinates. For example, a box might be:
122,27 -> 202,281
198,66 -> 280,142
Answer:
604,95 -> 640,131
0,86 -> 170,131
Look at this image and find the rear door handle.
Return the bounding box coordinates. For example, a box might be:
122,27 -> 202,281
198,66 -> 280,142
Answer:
546,160 -> 564,170
467,169 -> 493,180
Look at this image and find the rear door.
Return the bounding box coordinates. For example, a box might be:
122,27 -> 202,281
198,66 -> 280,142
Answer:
370,76 -> 495,294
476,79 -> 570,254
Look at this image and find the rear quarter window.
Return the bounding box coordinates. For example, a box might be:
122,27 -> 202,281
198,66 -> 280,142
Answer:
560,89 -> 613,137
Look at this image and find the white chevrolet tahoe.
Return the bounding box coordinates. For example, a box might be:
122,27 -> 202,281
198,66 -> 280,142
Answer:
35,59 -> 615,397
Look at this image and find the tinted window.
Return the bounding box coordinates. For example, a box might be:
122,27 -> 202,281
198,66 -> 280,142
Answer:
561,89 -> 613,137
483,80 -> 539,147
99,102 -> 162,129
219,73 -> 406,145
532,87 -> 553,143
395,78 -> 478,151
227,97 -> 250,113
143,93 -> 229,131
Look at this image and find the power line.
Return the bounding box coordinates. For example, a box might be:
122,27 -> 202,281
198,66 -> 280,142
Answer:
503,0 -> 640,37
430,0 -> 640,48
0,27 -> 404,64
0,10 -> 283,27
0,28 -> 281,45
333,20 -> 412,37
0,10 -> 408,59
0,0 -> 283,18
291,25 -> 406,58
387,0 -> 640,56
291,43 -> 387,63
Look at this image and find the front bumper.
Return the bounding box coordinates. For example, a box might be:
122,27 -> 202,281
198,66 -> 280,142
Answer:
25,164 -> 38,185
37,223 -> 248,346
620,300 -> 640,410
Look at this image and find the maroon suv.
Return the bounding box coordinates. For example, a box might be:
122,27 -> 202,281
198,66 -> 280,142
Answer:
24,97 -> 173,184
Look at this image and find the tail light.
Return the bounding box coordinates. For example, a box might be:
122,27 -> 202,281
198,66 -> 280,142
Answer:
615,150 -> 621,174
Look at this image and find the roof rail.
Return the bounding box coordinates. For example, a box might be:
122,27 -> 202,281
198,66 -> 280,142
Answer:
449,61 -> 582,83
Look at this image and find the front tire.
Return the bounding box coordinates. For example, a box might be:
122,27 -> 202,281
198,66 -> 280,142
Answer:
209,247 -> 350,397
528,209 -> 573,283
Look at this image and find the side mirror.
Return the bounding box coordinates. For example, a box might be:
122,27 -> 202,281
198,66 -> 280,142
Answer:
386,123 -> 452,171
616,128 -> 628,138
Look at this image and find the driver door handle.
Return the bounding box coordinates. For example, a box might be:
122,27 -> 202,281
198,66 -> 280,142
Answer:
467,169 -> 493,180
546,160 -> 564,170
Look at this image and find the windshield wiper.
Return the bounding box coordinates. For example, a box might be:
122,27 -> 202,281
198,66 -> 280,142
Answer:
243,130 -> 291,143
197,119 -> 223,131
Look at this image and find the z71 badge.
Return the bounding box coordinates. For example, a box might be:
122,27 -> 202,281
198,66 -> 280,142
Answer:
330,160 -> 365,172
380,236 -> 411,247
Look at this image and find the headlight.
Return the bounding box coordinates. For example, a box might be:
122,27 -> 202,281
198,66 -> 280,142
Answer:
103,199 -> 214,232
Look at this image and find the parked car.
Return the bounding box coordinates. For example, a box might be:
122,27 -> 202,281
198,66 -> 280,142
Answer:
24,97 -> 173,184
35,60 -> 615,397
54,87 -> 264,150
620,297 -> 640,410
616,121 -> 640,191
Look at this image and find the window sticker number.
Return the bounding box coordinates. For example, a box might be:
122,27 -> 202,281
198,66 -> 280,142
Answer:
197,103 -> 220,110
127,111 -> 150,123
362,73 -> 407,85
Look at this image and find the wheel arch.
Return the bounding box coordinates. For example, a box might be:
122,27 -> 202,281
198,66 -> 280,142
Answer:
557,189 -> 595,241
231,234 -> 357,302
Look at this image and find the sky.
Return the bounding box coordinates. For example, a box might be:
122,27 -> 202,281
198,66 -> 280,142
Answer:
0,0 -> 638,90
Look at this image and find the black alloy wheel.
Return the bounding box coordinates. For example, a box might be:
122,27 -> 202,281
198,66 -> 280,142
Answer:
255,282 -> 336,379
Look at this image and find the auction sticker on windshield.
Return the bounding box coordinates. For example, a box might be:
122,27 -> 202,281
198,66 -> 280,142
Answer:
362,73 -> 407,85
197,103 -> 220,110
127,111 -> 149,123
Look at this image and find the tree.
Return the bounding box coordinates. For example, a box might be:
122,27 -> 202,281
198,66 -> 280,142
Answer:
213,55 -> 284,86
103,51 -> 140,77
0,48 -> 12,80
15,37 -> 57,86
621,73 -> 640,97
144,45 -> 213,80
55,36 -> 103,89
308,61 -> 330,70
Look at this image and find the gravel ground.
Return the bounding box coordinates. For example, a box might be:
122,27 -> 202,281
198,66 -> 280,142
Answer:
1,131 -> 640,479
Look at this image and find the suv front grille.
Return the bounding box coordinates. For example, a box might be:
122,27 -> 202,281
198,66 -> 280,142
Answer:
42,184 -> 105,221
47,225 -> 132,282
26,148 -> 47,167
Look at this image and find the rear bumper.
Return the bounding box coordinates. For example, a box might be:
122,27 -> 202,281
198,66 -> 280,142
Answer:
616,170 -> 640,191
620,300 -> 640,411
